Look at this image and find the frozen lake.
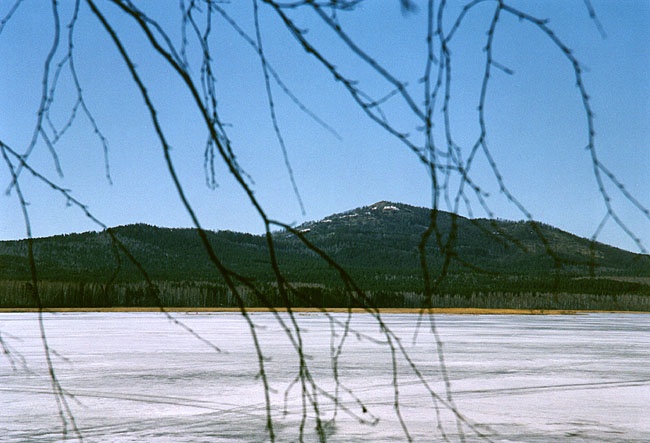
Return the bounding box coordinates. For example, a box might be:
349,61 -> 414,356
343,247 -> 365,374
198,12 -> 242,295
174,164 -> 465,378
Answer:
1,311 -> 649,442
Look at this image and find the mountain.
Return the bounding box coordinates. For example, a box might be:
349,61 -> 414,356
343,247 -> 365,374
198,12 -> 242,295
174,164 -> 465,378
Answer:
1,201 -> 649,308
287,201 -> 649,275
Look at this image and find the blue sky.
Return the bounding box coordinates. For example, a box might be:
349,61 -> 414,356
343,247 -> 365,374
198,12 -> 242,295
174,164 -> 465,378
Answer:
1,1 -> 648,253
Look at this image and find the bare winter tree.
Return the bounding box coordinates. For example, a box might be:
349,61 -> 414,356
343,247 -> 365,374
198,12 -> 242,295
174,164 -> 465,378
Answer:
1,1 -> 648,441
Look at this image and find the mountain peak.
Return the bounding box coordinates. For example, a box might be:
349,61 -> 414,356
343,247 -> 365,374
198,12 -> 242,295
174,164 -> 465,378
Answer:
319,201 -> 411,222
368,201 -> 403,211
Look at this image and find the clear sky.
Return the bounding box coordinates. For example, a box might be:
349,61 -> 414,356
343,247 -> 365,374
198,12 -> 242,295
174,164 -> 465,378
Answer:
1,1 -> 648,253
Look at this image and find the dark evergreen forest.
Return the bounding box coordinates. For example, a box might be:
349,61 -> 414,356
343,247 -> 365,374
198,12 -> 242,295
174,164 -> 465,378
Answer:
2,202 -> 649,309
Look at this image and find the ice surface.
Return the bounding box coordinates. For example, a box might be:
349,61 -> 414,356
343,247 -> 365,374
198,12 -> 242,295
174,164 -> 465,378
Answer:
1,312 -> 649,442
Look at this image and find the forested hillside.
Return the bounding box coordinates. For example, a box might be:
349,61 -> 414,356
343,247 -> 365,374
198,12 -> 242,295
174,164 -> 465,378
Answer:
1,202 -> 649,309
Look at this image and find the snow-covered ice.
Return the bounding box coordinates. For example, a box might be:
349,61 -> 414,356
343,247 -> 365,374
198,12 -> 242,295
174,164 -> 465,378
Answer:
1,312 -> 648,442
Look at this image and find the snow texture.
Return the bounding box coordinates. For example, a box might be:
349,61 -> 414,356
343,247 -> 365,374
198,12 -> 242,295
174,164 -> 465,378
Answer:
1,312 -> 649,442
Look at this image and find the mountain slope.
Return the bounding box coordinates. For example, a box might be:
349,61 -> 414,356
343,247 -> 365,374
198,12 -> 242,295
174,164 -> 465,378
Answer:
285,201 -> 648,274
1,202 -> 648,297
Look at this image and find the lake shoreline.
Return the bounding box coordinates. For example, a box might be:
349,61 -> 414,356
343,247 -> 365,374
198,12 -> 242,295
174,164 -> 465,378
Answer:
1,307 -> 648,315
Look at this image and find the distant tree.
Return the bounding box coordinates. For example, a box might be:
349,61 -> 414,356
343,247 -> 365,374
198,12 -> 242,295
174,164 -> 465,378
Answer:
0,1 -> 648,442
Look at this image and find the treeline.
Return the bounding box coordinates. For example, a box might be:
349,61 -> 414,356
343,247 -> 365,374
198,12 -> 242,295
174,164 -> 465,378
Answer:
1,280 -> 649,311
